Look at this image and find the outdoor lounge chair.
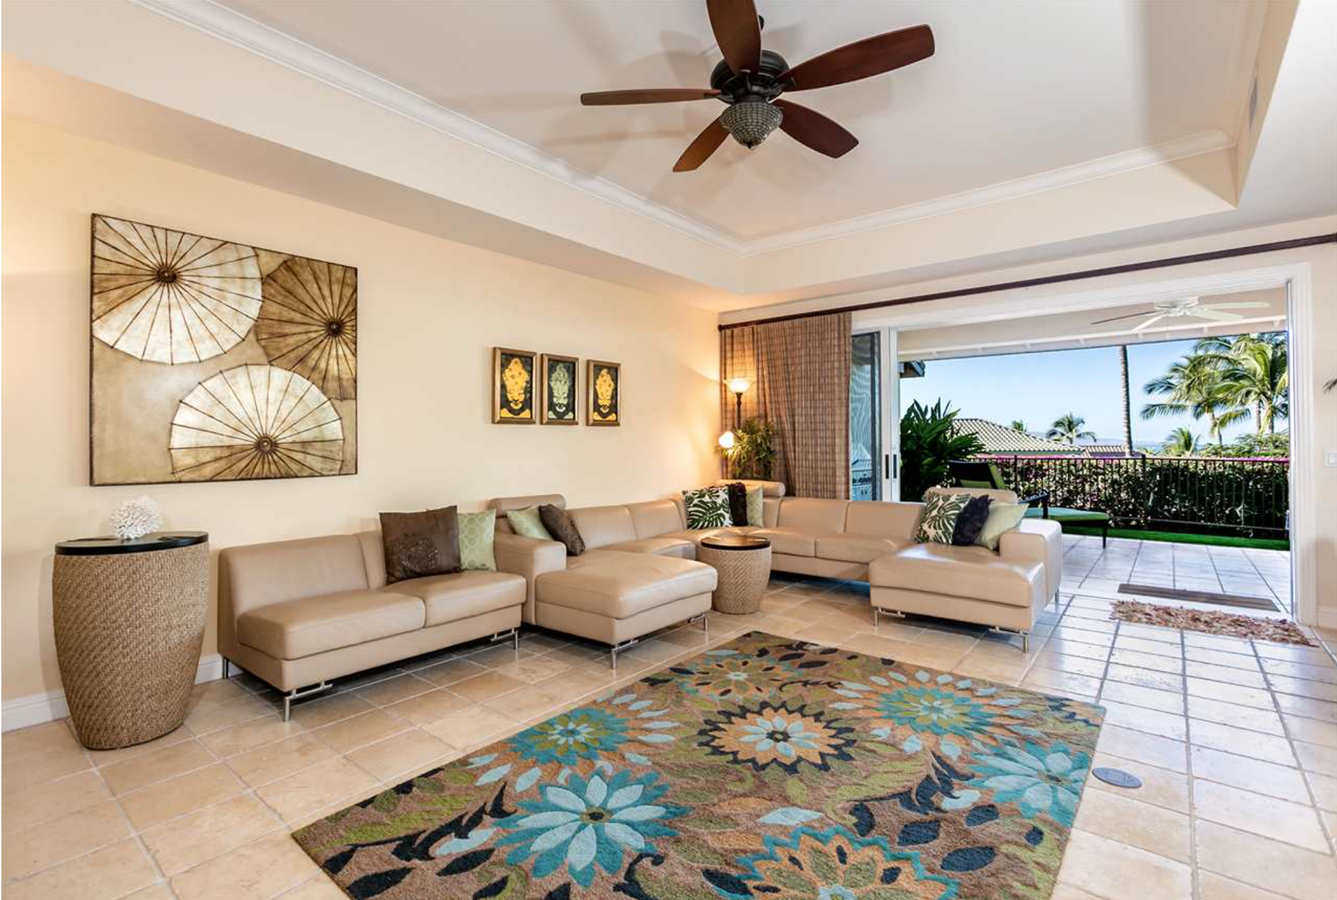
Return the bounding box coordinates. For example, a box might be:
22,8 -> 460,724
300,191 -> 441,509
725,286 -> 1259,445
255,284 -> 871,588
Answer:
948,459 -> 1111,547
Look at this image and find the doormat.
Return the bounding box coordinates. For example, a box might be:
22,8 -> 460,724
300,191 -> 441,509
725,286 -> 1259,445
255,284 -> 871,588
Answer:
1112,600 -> 1314,646
1118,582 -> 1279,612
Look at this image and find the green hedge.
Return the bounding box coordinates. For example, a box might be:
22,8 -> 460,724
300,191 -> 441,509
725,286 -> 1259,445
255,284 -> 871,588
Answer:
985,456 -> 1289,537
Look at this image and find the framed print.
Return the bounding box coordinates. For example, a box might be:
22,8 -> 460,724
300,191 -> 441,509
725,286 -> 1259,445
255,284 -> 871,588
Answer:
540,353 -> 579,425
587,359 -> 620,426
89,213 -> 357,485
492,347 -> 537,424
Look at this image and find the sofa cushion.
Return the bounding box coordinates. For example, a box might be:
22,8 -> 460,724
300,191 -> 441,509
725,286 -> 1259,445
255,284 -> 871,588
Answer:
539,504 -> 585,556
750,527 -> 816,557
844,502 -> 920,541
683,486 -> 733,529
489,494 -> 566,534
627,500 -> 684,539
392,571 -> 526,626
814,534 -> 904,564
237,590 -> 424,660
536,554 -> 717,619
222,535 -> 370,613
458,510 -> 498,571
776,498 -> 848,535
602,537 -> 696,559
568,505 -> 638,549
506,507 -> 554,541
870,544 -> 1041,608
380,507 -> 461,583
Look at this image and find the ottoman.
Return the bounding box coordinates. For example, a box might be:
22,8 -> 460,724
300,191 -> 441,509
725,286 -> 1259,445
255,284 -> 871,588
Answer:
534,550 -> 717,667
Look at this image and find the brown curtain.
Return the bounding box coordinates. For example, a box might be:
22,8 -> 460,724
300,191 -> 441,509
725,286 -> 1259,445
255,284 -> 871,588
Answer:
719,313 -> 852,499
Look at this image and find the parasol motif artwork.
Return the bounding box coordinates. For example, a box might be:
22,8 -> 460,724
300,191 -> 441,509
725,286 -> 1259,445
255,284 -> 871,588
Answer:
255,257 -> 357,400
169,365 -> 344,481
91,215 -> 262,364
90,215 -> 357,485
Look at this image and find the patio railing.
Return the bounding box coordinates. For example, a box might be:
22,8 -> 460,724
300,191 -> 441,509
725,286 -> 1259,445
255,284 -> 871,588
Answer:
982,455 -> 1289,537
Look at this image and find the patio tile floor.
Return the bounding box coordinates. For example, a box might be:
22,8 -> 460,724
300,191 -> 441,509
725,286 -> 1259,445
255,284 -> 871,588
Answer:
1062,534 -> 1292,614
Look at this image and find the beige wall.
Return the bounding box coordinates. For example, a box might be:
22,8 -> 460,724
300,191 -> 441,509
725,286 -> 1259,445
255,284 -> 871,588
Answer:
1,117 -> 722,702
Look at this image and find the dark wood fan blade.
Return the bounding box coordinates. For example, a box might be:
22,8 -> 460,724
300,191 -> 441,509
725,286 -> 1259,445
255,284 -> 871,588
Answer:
774,100 -> 858,158
674,118 -> 729,172
784,24 -> 935,91
581,88 -> 721,106
707,0 -> 761,73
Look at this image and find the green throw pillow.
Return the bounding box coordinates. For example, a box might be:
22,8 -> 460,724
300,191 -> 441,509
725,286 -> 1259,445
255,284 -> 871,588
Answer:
457,510 -> 496,571
683,486 -> 732,529
745,486 -> 764,527
976,501 -> 1029,551
506,506 -> 554,541
915,492 -> 970,544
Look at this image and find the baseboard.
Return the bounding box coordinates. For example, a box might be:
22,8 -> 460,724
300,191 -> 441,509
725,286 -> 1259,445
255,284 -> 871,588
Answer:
2,654 -> 224,733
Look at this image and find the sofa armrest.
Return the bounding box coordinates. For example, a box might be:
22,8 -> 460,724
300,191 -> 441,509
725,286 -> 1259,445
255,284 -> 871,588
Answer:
998,519 -> 1062,599
494,532 -> 567,623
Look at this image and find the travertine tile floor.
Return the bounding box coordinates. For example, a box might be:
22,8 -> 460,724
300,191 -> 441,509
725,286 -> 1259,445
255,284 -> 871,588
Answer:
1063,535 -> 1292,610
4,574 -> 1335,900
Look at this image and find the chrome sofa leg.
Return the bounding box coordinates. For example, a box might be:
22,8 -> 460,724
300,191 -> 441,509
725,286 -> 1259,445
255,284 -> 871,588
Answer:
688,612 -> 709,637
491,627 -> 520,652
609,637 -> 639,670
989,626 -> 1030,654
222,658 -> 231,680
281,681 -> 332,722
872,607 -> 904,627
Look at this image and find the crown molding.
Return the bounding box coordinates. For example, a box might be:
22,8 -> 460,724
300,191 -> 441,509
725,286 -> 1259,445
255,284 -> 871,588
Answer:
129,0 -> 1234,264
742,129 -> 1234,256
129,0 -> 747,255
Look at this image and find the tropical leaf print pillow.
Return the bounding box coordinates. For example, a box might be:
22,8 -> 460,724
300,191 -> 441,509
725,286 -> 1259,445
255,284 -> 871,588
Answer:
683,486 -> 733,529
914,491 -> 971,544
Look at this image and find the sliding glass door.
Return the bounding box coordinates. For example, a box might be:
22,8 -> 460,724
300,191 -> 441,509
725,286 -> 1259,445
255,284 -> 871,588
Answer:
850,328 -> 900,500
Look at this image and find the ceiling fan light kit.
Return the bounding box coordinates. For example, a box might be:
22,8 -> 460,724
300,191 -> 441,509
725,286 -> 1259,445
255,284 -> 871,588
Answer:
579,0 -> 935,171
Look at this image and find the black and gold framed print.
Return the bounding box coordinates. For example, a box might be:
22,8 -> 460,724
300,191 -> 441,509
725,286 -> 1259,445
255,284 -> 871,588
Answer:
492,347 -> 537,424
586,359 -> 620,426
540,353 -> 579,425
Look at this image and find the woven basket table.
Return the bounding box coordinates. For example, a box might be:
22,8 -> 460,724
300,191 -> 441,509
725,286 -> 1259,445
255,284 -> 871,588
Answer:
698,534 -> 772,615
53,532 -> 208,749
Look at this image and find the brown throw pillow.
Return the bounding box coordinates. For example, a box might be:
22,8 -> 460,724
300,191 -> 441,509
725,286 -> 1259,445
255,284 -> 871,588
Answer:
539,504 -> 585,556
379,506 -> 461,584
725,482 -> 748,528
952,495 -> 993,546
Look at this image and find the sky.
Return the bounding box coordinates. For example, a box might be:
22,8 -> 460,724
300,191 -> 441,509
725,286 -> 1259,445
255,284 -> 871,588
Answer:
897,336 -> 1278,448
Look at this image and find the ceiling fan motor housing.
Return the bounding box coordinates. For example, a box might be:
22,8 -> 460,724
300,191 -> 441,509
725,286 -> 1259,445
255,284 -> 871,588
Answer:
709,49 -> 791,103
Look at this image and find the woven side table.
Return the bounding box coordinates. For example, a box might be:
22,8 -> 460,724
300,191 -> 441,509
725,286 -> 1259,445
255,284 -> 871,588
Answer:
698,535 -> 772,615
53,532 -> 208,749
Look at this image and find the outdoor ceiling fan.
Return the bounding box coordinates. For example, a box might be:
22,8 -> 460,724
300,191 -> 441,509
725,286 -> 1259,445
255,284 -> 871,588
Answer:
1092,297 -> 1271,333
578,0 -> 935,171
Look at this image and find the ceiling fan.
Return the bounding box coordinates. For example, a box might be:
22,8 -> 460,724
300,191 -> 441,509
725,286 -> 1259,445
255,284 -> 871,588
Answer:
1092,297 -> 1271,332
579,0 -> 934,171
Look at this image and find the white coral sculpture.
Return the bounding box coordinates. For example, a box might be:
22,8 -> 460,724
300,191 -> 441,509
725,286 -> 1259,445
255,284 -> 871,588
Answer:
110,496 -> 162,541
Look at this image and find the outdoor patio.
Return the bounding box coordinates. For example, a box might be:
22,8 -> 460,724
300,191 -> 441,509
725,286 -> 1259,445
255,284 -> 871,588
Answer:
1062,534 -> 1292,614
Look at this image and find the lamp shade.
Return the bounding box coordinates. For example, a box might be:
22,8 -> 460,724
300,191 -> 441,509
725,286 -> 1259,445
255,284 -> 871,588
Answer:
727,377 -> 752,395
717,430 -> 736,450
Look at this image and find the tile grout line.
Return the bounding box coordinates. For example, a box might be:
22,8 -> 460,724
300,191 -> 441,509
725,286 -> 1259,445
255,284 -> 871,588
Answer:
1180,625 -> 1202,900
1254,638 -> 1337,858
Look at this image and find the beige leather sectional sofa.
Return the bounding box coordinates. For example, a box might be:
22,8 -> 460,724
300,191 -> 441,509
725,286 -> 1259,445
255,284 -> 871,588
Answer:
217,481 -> 1059,719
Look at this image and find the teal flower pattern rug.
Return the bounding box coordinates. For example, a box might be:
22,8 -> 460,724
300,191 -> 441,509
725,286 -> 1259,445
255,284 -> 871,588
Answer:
293,632 -> 1104,899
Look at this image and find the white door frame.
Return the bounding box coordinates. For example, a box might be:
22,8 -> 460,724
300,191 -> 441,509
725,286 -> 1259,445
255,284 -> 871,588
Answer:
851,326 -> 900,501
854,262 -> 1317,625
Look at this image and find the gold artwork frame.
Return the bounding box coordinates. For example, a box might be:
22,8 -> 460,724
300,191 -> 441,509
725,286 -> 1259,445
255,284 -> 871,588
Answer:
492,347 -> 537,424
540,353 -> 579,426
89,213 -> 358,485
586,359 -> 621,427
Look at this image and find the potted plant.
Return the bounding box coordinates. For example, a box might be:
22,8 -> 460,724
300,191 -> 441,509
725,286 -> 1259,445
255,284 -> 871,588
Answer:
728,418 -> 776,480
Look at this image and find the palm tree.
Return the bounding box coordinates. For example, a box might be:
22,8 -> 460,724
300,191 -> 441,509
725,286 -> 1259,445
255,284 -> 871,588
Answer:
1193,334 -> 1287,435
1140,355 -> 1246,447
1047,413 -> 1096,445
1117,345 -> 1133,455
1161,427 -> 1201,456
1010,420 -> 1028,433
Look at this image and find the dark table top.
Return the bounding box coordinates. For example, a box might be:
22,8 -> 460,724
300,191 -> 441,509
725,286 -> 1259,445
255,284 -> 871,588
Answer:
699,534 -> 771,551
55,532 -> 208,556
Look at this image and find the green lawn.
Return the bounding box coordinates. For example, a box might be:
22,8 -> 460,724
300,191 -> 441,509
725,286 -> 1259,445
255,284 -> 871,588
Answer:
1062,524 -> 1289,551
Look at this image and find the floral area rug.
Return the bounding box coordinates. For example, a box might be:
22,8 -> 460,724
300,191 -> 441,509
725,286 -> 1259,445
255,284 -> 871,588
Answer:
1112,600 -> 1314,646
293,632 -> 1105,900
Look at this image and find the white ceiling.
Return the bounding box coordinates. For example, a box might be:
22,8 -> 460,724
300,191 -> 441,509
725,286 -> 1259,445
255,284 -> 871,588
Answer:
219,0 -> 1259,240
